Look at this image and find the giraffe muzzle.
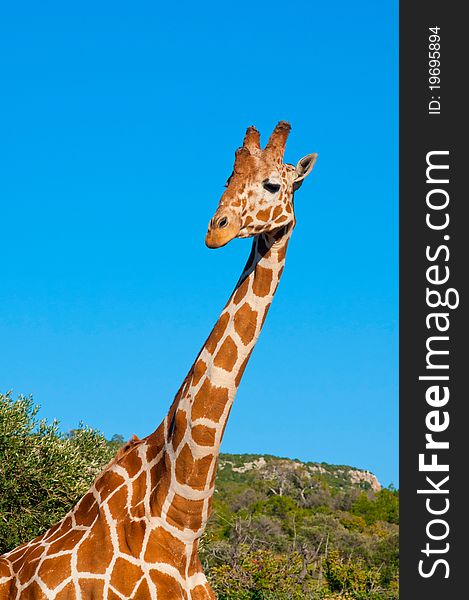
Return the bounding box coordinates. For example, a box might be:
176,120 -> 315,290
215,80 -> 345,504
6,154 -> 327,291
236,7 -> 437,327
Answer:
205,213 -> 241,248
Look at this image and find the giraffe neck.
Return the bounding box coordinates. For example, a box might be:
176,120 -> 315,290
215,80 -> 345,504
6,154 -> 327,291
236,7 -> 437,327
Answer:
157,225 -> 292,538
198,225 -> 291,396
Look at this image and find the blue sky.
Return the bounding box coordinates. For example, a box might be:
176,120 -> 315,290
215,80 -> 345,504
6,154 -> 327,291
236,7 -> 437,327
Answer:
0,1 -> 398,486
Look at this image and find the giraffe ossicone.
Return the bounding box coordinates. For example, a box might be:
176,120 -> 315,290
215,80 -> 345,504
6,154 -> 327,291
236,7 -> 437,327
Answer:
0,122 -> 317,599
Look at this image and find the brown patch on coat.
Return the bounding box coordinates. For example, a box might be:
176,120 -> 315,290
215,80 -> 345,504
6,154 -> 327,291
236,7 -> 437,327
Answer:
147,423 -> 165,455
45,516 -> 72,543
172,410 -> 187,452
76,523 -> 113,574
16,555 -> 41,587
109,434 -> 141,466
191,379 -> 229,422
4,544 -> 27,565
192,424 -> 217,447
95,470 -> 125,502
74,492 -> 99,528
22,581 -> 48,599
0,577 -> 15,600
256,208 -> 271,222
150,570 -> 187,600
12,542 -> 43,568
272,205 -> 283,219
252,266 -> 273,297
175,443 -> 213,489
192,359 -> 207,386
150,452 -> 167,496
37,554 -> 71,590
234,303 -> 258,345
42,521 -> 61,542
205,312 -> 229,354
130,470 -> 148,518
122,449 -> 143,479
187,542 -> 202,577
106,484 -> 128,521
54,583 -> 77,600
144,527 -> 186,573
191,584 -> 217,600
166,493 -> 204,532
133,578 -> 152,599
213,335 -> 238,371
110,557 -> 144,597
233,277 -> 250,305
118,519 -> 146,557
47,528 -> 87,555
151,468 -> 171,517
79,578 -> 105,598
0,557 -> 11,579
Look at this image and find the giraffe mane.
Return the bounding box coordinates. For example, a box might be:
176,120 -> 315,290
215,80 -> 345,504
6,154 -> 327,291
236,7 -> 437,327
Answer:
96,433 -> 143,478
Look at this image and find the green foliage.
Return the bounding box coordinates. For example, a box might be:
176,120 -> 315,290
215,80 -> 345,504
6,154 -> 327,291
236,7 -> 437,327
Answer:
253,495 -> 298,518
323,550 -> 381,599
1,393 -> 399,598
202,459 -> 399,598
209,546 -> 318,599
0,392 -> 116,554
351,489 -> 399,525
339,514 -> 367,533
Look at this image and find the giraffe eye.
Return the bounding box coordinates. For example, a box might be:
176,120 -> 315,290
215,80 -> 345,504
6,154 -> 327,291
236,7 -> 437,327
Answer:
263,180 -> 281,194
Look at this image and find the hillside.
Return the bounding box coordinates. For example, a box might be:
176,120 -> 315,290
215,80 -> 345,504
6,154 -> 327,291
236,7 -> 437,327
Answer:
217,453 -> 382,493
202,454 -> 398,598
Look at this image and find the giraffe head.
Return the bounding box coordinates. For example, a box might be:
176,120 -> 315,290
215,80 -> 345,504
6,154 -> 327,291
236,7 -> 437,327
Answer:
206,121 -> 317,248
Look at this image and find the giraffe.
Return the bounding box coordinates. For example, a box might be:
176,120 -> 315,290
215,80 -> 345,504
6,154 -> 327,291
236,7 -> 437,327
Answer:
0,121 -> 317,600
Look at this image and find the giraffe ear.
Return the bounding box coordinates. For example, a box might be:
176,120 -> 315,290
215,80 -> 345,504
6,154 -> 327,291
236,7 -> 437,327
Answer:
293,153 -> 318,190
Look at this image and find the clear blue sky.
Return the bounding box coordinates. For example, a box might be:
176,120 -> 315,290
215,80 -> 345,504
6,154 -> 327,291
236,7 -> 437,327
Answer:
0,2 -> 398,486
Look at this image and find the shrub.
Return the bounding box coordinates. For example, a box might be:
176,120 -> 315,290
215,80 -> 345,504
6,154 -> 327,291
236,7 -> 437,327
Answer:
351,490 -> 399,526
0,392 -> 115,553
323,550 -> 381,599
208,545 -> 318,599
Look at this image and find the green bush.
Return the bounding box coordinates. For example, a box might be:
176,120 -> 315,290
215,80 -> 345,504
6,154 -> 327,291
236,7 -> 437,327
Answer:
0,392 -> 115,553
351,489 -> 399,526
323,550 -> 381,599
208,545 -> 318,599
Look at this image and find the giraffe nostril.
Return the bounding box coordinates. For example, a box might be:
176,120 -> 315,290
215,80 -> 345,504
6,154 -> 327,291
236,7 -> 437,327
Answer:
218,217 -> 229,229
